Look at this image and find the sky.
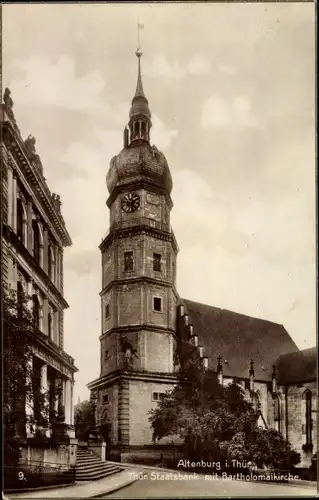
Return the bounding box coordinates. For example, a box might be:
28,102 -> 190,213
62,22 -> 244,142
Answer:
2,2 -> 316,402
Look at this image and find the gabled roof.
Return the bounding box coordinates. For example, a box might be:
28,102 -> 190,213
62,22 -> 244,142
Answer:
181,299 -> 299,382
275,347 -> 317,384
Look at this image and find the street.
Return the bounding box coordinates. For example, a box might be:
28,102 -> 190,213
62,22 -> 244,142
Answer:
103,469 -> 317,498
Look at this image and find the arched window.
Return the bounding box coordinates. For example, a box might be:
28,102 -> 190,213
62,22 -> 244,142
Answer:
134,121 -> 139,138
32,220 -> 40,265
303,390 -> 312,446
32,294 -> 40,329
273,394 -> 281,433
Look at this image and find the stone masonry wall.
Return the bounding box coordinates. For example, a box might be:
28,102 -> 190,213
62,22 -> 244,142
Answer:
286,381 -> 317,467
129,379 -> 178,446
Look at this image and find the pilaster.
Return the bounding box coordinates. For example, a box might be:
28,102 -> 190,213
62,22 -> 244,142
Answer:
42,297 -> 49,335
59,310 -> 64,349
118,379 -> 130,446
54,310 -> 59,345
64,378 -> 72,425
27,280 -> 33,310
43,227 -> 49,274
27,200 -> 33,252
56,247 -> 60,289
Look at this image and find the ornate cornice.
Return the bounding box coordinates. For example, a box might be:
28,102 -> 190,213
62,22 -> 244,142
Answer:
100,222 -> 179,254
31,328 -> 78,373
100,275 -> 179,299
99,324 -> 178,342
1,120 -> 72,247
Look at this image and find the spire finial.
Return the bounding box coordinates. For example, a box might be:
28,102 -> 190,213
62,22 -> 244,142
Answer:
134,22 -> 145,99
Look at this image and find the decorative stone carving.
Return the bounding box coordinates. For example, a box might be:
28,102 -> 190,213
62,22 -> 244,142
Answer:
24,135 -> 44,174
24,134 -> 36,156
121,336 -> 138,370
3,88 -> 19,130
3,88 -> 13,110
52,193 -> 62,213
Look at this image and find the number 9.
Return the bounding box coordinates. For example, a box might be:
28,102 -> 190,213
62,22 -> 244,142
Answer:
18,471 -> 25,480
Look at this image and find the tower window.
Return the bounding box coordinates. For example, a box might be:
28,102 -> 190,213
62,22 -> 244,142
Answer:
152,392 -> 165,402
153,297 -> 162,312
104,350 -> 109,361
124,251 -> 134,271
105,304 -> 110,319
103,394 -> 109,403
153,253 -> 161,272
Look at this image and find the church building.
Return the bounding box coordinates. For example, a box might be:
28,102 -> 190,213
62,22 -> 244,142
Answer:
87,49 -> 316,469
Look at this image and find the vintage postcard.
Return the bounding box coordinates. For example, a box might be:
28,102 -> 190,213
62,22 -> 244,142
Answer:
1,2 -> 317,498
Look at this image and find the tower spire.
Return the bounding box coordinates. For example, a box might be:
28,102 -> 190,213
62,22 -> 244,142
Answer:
134,48 -> 145,99
128,23 -> 152,144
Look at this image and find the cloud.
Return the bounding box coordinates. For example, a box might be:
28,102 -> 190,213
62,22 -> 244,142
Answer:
144,55 -> 185,79
201,95 -> 258,129
144,55 -> 212,79
187,56 -> 211,75
172,168 -> 315,347
49,128 -> 122,248
152,115 -> 178,150
51,115 -> 177,272
64,248 -> 99,277
9,55 -> 107,114
219,64 -> 237,76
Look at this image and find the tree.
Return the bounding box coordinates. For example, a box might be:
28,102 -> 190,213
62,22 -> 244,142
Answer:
74,400 -> 95,441
149,340 -> 300,471
3,286 -> 62,465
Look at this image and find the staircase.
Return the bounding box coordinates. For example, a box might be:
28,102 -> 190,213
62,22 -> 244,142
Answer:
76,446 -> 123,481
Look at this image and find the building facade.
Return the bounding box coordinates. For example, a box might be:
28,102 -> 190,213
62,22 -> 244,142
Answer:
1,88 -> 78,468
88,52 -> 317,468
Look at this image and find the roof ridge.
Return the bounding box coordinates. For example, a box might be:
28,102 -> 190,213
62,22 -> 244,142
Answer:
182,297 -> 286,328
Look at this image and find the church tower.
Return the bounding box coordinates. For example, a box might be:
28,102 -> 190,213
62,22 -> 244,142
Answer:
89,47 -> 179,460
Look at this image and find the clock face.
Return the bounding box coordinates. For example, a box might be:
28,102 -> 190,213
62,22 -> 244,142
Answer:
121,192 -> 140,213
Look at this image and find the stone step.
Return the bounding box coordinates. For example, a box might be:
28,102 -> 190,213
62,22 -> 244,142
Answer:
77,462 -> 118,473
77,455 -> 104,464
76,467 -> 122,481
76,469 -> 122,482
75,447 -> 123,482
